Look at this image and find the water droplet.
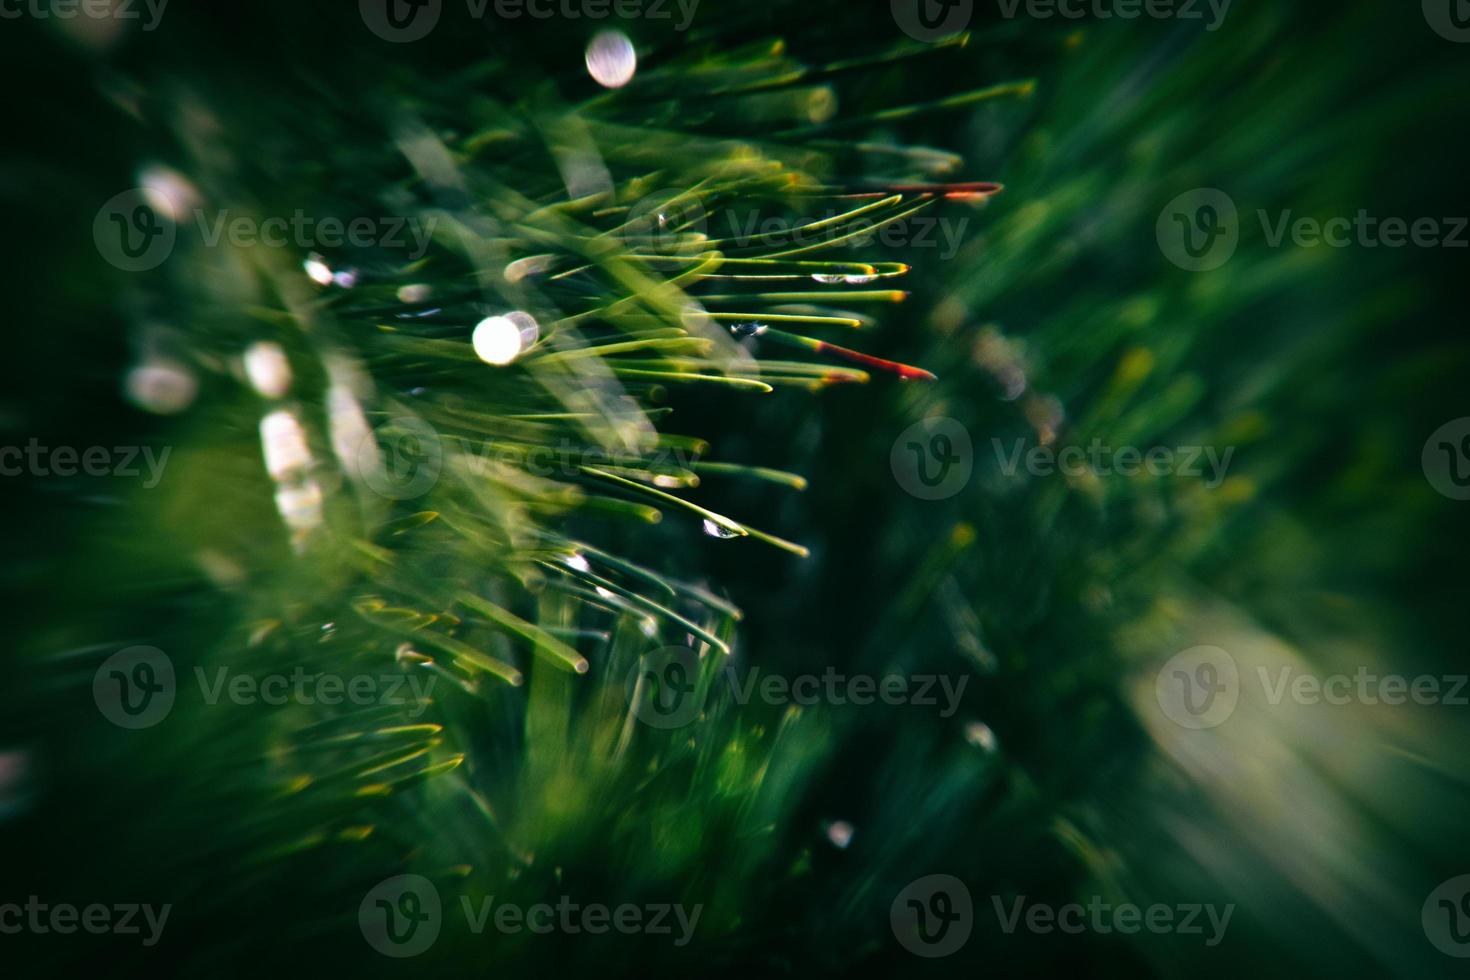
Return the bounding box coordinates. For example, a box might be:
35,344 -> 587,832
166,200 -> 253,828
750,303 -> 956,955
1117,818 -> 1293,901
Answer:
843,273 -> 878,284
332,269 -> 359,289
825,820 -> 855,849
304,253 -> 333,286
138,164 -> 199,223
702,518 -> 739,539
472,311 -> 540,366
727,321 -> 765,339
327,385 -> 375,482
811,273 -> 845,284
806,87 -> 838,124
504,254 -> 554,283
260,410 -> 312,481
564,553 -> 592,573
244,341 -> 291,399
585,30 -> 636,89
395,642 -> 434,668
964,721 -> 998,753
396,283 -> 432,303
273,478 -> 324,537
125,358 -> 197,415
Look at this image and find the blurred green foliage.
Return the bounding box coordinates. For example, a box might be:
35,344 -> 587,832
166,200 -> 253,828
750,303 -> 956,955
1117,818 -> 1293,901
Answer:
0,3 -> 1466,978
